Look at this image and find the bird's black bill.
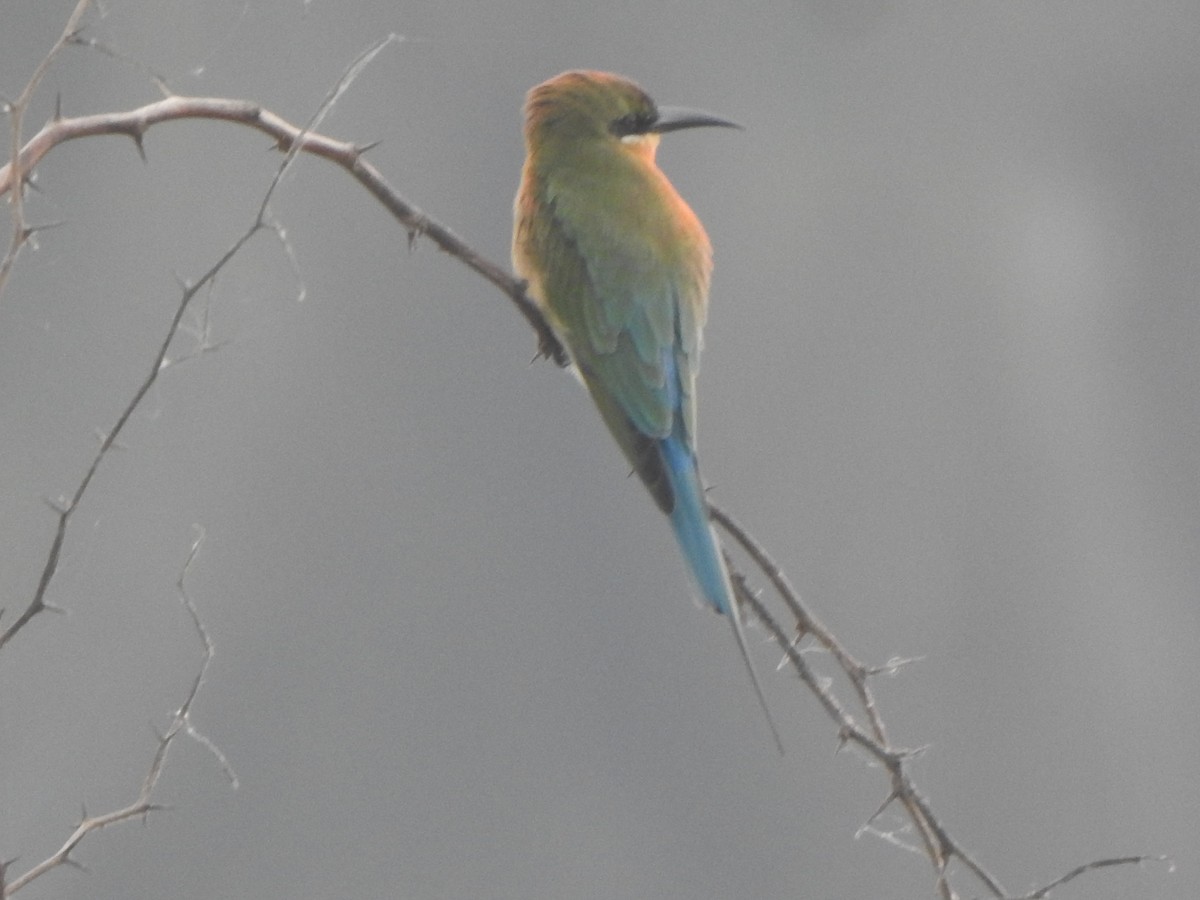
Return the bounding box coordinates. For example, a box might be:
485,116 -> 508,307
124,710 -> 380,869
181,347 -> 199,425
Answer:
651,105 -> 743,133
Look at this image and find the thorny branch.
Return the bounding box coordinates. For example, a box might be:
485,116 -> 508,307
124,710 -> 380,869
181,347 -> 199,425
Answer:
4,532 -> 235,896
0,0 -> 94,300
712,504 -> 1167,898
1,16 -> 1166,900
0,34 -> 397,650
0,72 -> 566,368
0,25 -> 393,894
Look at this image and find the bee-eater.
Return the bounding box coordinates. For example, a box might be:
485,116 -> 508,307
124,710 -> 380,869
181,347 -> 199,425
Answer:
513,70 -> 779,748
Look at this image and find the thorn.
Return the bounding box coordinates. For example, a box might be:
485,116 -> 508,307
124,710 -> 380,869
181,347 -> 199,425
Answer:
25,219 -> 66,236
131,130 -> 147,163
865,789 -> 900,826
63,855 -> 88,874
356,138 -> 382,154
54,92 -> 63,121
865,655 -> 925,677
406,229 -> 417,251
43,602 -> 67,616
94,427 -> 128,450
137,802 -> 172,823
835,727 -> 851,754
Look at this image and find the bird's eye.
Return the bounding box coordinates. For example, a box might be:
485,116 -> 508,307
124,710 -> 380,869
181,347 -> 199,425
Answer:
610,110 -> 657,137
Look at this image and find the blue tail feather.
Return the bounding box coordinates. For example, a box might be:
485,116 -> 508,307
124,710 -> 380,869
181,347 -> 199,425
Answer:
661,430 -> 785,752
661,433 -> 731,615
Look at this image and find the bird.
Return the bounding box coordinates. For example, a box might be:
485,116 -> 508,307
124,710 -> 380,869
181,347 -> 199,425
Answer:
513,70 -> 780,749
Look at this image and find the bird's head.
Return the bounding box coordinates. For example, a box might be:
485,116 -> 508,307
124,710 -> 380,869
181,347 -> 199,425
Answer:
522,70 -> 739,159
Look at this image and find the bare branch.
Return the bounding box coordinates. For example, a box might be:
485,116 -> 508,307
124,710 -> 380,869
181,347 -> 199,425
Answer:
0,37 -> 396,649
0,211 -> 262,649
715,495 -> 1167,897
4,533 -> 232,895
0,93 -> 567,366
0,0 -> 94,298
1006,854 -> 1171,900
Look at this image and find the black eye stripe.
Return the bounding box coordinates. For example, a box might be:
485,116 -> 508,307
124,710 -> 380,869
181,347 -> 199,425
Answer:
609,109 -> 658,137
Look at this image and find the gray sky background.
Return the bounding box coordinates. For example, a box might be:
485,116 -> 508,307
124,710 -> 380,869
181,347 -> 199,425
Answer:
2,2 -> 1197,898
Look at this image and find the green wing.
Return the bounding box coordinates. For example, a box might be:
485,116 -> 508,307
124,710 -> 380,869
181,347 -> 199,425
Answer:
514,169 -> 710,514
